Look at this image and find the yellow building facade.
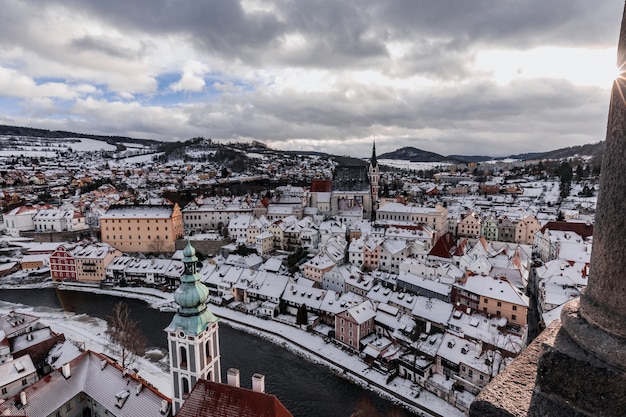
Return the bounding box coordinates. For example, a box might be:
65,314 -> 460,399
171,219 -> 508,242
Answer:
100,204 -> 184,253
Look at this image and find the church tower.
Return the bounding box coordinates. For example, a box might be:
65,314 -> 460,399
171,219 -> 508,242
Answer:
165,240 -> 221,414
368,139 -> 380,215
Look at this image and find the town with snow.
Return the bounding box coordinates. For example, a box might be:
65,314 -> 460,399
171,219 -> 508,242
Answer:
0,133 -> 600,416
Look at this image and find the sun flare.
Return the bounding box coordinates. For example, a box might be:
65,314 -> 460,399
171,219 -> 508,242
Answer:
476,47 -> 618,88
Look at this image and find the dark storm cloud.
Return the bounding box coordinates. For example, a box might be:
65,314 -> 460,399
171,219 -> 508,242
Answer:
55,0 -> 621,69
1,0 -> 621,157
178,75 -> 608,155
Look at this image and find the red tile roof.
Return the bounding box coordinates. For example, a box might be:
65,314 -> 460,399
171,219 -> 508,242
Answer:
428,232 -> 456,259
540,221 -> 594,238
176,379 -> 293,417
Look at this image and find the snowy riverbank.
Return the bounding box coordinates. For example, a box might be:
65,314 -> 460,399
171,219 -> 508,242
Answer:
0,282 -> 466,417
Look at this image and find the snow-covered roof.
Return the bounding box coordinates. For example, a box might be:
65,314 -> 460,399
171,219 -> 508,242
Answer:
319,291 -> 364,315
411,296 -> 453,326
101,204 -> 175,219
345,300 -> 376,325
0,354 -> 36,385
282,283 -> 326,310
0,351 -> 170,417
458,275 -> 529,307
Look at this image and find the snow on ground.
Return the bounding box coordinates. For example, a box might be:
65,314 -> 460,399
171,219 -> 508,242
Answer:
67,138 -> 117,152
378,159 -> 451,171
0,284 -> 465,417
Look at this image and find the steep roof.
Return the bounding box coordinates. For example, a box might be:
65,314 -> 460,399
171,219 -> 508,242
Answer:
176,379 -> 293,417
428,232 -> 456,259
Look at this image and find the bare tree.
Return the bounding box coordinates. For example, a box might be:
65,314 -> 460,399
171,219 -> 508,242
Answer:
106,301 -> 147,369
148,238 -> 167,254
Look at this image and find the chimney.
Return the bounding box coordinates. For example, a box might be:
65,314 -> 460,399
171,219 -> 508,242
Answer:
227,368 -> 240,387
62,363 -> 71,379
252,373 -> 265,393
20,391 -> 27,406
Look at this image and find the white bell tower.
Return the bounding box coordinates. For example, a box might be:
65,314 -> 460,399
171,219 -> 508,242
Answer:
165,239 -> 221,414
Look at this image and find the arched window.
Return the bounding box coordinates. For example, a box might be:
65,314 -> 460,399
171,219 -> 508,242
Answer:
179,346 -> 187,369
182,377 -> 190,398
205,340 -> 211,362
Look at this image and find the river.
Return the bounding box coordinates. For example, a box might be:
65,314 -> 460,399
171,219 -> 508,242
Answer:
0,288 -> 415,417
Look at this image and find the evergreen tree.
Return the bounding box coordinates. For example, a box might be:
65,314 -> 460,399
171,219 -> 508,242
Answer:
296,304 -> 308,326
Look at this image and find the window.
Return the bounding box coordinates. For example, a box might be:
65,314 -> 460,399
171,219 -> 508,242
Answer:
1,387 -> 6,394
469,370 -> 473,377
480,375 -> 484,381
512,305 -> 517,311
66,402 -> 72,411
497,301 -> 502,307
512,314 -> 517,321
21,378 -> 28,386
484,298 -> 489,304
496,311 -> 501,316
182,377 -> 190,398
179,346 -> 188,369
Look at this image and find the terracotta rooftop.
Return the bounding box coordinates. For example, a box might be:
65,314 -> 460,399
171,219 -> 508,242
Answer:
428,232 -> 456,259
540,221 -> 594,238
176,379 -> 293,417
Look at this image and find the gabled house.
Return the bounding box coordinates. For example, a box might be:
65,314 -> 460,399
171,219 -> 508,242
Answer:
301,253 -> 336,284
453,274 -> 529,328
457,211 -> 482,239
379,239 -> 411,274
335,300 -> 376,350
50,244 -> 77,281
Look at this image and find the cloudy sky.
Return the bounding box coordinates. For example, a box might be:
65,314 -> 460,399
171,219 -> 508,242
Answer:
0,0 -> 623,157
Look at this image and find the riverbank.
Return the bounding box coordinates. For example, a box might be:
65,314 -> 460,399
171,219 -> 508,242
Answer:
0,281 -> 466,417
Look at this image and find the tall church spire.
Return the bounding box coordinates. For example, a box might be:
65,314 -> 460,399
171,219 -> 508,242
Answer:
368,138 -> 380,219
165,239 -> 221,414
370,139 -> 378,168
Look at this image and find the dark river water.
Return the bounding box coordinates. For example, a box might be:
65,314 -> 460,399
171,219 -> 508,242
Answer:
0,288 -> 415,417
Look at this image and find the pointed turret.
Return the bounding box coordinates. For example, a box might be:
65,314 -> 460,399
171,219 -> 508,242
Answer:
370,139 -> 378,168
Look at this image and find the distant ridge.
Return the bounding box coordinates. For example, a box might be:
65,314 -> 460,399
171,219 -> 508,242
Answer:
378,142 -> 604,163
0,124 -> 605,163
0,124 -> 157,147
378,147 -> 462,163
510,141 -> 605,161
